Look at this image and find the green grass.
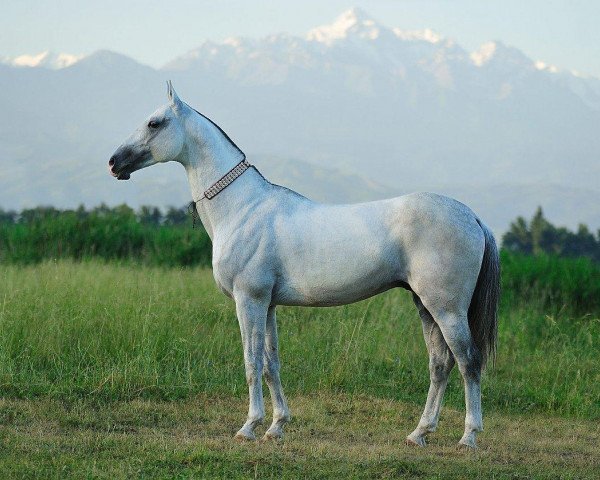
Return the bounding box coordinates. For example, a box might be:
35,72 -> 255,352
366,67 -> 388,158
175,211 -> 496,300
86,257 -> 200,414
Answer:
501,250 -> 600,313
0,261 -> 599,478
0,261 -> 598,416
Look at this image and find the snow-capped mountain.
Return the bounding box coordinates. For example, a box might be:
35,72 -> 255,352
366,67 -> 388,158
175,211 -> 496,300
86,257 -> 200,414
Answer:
1,8 -> 599,232
163,8 -> 599,110
306,6 -> 394,44
164,8 -> 461,86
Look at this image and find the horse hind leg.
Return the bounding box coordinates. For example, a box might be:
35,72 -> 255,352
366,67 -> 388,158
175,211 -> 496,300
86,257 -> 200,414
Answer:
432,309 -> 484,448
406,294 -> 455,447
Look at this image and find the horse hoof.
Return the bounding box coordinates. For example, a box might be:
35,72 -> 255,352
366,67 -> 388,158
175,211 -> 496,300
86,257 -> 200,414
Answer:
234,430 -> 256,442
262,429 -> 283,442
405,435 -> 426,447
457,439 -> 478,450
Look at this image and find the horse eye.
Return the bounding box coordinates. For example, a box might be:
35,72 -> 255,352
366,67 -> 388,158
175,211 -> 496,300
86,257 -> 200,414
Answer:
148,120 -> 160,129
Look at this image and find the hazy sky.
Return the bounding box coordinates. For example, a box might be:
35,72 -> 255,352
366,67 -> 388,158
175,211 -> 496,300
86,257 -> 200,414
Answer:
2,0 -> 599,77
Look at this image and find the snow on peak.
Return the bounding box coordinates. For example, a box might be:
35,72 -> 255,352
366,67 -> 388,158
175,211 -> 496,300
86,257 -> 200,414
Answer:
470,41 -> 533,69
569,69 -> 589,79
223,37 -> 243,48
333,6 -> 373,26
393,27 -> 442,44
11,51 -> 50,67
470,41 -> 499,66
535,60 -> 559,74
7,51 -> 82,69
307,7 -> 382,45
14,51 -> 81,69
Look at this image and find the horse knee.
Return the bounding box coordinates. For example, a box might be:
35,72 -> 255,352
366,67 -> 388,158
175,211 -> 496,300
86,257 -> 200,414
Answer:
263,366 -> 275,383
245,364 -> 262,386
264,359 -> 281,382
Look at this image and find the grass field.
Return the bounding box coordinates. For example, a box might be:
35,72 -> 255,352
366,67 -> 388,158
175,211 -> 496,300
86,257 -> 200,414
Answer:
0,261 -> 599,478
1,395 -> 598,479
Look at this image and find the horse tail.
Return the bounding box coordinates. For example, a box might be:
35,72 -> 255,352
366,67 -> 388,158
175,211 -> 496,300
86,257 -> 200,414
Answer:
468,219 -> 500,369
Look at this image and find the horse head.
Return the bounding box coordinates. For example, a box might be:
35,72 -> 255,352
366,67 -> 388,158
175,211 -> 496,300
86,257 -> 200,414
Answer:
108,81 -> 186,180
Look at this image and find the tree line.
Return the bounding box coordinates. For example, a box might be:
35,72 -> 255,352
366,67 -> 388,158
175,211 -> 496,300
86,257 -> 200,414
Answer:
502,207 -> 600,262
0,204 -> 211,266
0,204 -> 192,227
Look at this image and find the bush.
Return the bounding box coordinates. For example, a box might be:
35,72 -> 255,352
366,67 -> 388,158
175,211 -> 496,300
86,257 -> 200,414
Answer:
0,204 -> 211,267
501,250 -> 600,313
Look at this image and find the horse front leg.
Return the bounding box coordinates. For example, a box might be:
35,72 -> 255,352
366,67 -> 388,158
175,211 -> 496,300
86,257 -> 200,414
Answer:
233,292 -> 269,441
262,305 -> 290,441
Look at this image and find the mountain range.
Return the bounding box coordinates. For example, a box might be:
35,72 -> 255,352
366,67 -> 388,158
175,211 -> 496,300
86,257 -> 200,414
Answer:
1,7 -> 599,234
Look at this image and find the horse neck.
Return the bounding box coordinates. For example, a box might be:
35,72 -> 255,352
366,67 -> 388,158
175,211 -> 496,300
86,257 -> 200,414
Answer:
180,116 -> 270,239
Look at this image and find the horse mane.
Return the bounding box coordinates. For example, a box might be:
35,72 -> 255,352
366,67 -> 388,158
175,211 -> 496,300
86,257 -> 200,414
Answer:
186,104 -> 246,160
186,104 -> 312,201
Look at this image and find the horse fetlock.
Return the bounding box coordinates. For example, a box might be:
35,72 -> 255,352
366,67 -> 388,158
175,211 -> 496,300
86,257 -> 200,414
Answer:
273,412 -> 291,425
247,413 -> 265,427
261,410 -> 290,441
421,423 -> 437,434
465,423 -> 483,434
465,415 -> 483,432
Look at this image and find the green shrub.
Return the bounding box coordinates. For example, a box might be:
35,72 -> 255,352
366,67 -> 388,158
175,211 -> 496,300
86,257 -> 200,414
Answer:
501,250 -> 600,313
0,205 -> 211,267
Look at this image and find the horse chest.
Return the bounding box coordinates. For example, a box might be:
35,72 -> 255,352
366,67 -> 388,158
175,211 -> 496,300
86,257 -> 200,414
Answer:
211,237 -> 275,299
212,253 -> 237,297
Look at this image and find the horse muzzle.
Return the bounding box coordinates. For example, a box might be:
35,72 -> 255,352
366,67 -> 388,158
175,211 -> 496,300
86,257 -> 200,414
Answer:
108,146 -> 151,180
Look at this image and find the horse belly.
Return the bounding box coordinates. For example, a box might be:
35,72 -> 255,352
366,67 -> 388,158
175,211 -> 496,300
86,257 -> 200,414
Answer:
273,236 -> 403,307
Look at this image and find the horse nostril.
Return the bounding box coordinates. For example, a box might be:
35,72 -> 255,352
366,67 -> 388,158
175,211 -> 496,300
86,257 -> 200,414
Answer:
109,156 -> 116,167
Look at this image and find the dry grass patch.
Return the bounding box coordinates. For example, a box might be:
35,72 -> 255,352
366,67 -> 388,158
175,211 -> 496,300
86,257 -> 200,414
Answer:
0,394 -> 598,479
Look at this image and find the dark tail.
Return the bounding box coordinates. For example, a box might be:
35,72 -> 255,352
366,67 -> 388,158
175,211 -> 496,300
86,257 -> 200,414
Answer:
468,220 -> 500,368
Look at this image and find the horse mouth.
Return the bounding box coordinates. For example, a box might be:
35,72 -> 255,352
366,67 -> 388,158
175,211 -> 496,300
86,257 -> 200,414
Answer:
109,165 -> 132,180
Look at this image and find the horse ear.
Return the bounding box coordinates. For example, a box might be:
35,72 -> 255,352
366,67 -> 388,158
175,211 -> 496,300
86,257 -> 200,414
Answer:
166,80 -> 183,112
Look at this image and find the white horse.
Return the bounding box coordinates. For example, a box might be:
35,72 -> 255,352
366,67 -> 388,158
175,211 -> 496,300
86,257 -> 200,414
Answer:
109,83 -> 500,448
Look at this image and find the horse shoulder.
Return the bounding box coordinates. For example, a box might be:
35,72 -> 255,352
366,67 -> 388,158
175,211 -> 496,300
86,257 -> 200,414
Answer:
212,210 -> 279,300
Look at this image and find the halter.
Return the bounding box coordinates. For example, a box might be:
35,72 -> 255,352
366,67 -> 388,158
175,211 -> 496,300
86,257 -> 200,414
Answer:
188,159 -> 253,228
